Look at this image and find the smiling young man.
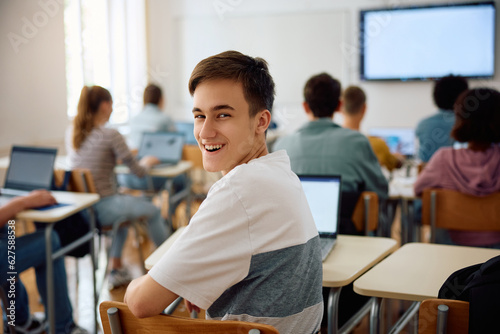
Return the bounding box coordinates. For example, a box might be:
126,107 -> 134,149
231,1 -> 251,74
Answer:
124,51 -> 323,334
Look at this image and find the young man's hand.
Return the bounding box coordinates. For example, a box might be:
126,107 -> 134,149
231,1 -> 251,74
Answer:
184,299 -> 201,314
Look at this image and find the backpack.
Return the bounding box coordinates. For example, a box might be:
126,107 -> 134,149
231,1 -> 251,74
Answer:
438,254 -> 500,334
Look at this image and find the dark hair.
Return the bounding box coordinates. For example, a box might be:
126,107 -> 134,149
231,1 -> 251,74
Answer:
433,75 -> 469,110
303,73 -> 341,118
451,88 -> 500,145
73,86 -> 112,149
188,50 -> 275,117
342,86 -> 366,115
143,84 -> 163,105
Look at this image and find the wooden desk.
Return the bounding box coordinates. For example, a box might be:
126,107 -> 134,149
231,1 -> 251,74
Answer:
146,229 -> 398,334
8,191 -> 100,334
353,242 -> 500,334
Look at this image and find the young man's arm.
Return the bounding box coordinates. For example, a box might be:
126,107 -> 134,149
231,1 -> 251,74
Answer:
124,274 -> 179,318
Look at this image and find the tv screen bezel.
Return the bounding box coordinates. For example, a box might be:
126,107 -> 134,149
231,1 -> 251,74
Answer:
359,1 -> 496,82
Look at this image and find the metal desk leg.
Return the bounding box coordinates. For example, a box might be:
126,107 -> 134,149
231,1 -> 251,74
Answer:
88,207 -> 98,334
327,287 -> 342,334
370,297 -> 382,334
45,224 -> 55,334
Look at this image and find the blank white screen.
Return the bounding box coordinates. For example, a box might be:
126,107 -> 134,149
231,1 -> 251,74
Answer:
362,4 -> 495,80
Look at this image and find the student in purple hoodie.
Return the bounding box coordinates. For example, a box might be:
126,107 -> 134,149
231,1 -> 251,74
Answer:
414,88 -> 500,247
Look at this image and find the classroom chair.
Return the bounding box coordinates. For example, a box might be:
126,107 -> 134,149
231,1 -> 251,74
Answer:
418,299 -> 469,334
421,188 -> 500,243
99,301 -> 279,334
182,144 -> 206,201
351,191 -> 379,236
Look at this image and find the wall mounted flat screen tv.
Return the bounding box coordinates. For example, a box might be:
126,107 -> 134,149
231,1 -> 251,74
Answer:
360,2 -> 496,81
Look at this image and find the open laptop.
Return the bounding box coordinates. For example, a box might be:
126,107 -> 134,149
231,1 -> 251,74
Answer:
174,121 -> 197,145
0,146 -> 69,210
1,146 -> 57,196
368,127 -> 416,158
137,132 -> 185,168
298,174 -> 342,261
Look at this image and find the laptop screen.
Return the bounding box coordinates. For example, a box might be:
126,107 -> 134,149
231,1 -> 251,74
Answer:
137,132 -> 185,163
368,127 -> 416,157
298,175 -> 342,237
4,146 -> 57,191
175,121 -> 197,145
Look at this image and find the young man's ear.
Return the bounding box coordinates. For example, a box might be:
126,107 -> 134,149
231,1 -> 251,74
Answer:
334,100 -> 343,112
256,109 -> 272,134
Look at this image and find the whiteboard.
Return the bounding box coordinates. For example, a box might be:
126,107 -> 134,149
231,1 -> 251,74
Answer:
176,11 -> 348,112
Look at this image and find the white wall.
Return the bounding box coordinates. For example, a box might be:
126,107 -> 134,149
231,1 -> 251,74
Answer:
147,0 -> 500,135
0,0 -> 499,157
0,0 -> 68,156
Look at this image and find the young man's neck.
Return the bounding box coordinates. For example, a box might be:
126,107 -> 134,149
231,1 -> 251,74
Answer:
342,116 -> 361,131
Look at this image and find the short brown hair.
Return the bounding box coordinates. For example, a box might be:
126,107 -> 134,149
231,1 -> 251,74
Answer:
452,88 -> 500,144
433,75 -> 469,110
188,50 -> 275,117
342,86 -> 366,115
143,84 -> 163,105
303,73 -> 341,118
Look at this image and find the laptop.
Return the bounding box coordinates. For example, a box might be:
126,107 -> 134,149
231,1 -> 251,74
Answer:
298,174 -> 342,261
368,127 -> 416,158
137,132 -> 185,168
174,121 -> 197,145
1,146 -> 57,197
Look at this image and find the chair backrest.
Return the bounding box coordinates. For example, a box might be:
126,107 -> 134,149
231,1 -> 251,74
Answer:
351,191 -> 379,235
53,169 -> 97,193
182,145 -> 203,169
421,189 -> 500,242
418,299 -> 469,334
99,301 -> 279,334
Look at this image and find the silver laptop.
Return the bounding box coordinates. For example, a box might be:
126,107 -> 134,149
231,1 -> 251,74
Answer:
298,174 -> 342,261
1,146 -> 57,197
137,132 -> 185,168
368,127 -> 416,158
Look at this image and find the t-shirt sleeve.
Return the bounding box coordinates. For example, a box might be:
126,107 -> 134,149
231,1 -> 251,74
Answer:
148,180 -> 252,310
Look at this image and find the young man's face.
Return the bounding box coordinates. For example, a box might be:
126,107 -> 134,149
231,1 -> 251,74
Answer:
192,79 -> 269,175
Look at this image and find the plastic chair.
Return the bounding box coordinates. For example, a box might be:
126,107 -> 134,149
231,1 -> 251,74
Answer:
99,301 -> 279,334
421,189 -> 500,243
418,299 -> 469,334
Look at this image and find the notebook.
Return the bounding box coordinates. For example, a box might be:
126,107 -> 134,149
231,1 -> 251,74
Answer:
137,132 -> 185,168
1,146 -> 57,197
174,121 -> 197,145
368,127 -> 416,157
298,174 -> 342,261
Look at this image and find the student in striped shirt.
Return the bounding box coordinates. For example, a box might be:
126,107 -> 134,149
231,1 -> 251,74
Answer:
66,85 -> 171,290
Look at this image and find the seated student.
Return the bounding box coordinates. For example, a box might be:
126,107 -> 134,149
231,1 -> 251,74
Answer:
273,73 -> 387,329
65,85 -> 170,290
273,73 -> 388,201
0,190 -> 87,334
124,50 -> 324,334
128,83 -> 177,150
341,85 -> 405,172
118,84 -> 186,202
414,88 -> 500,247
416,75 -> 469,162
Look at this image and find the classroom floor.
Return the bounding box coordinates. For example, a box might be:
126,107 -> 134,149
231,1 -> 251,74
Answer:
3,200 -> 424,334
